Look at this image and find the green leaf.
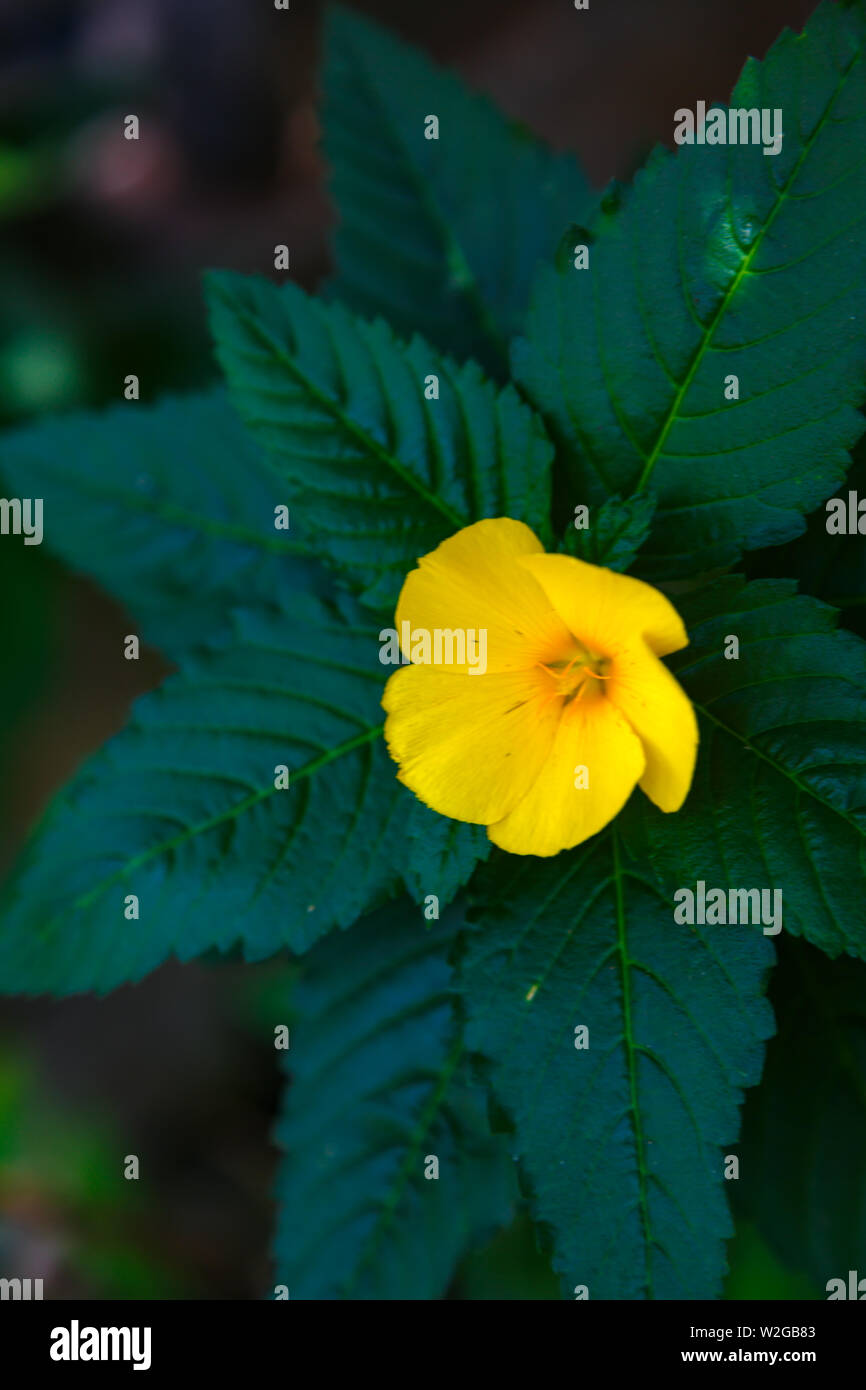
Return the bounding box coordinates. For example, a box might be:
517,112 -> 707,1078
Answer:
747,435 -> 866,639
322,5 -> 592,379
207,271 -> 554,610
736,935 -> 866,1292
0,389 -> 311,659
461,833 -> 774,1299
514,0 -> 866,578
561,492 -> 657,570
0,588 -> 407,995
624,577 -> 866,960
400,800 -> 491,909
273,899 -> 515,1299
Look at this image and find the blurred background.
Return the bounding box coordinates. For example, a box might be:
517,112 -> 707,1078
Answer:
0,0 -> 832,1299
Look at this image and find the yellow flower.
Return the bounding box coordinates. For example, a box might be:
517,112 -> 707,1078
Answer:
382,518 -> 698,857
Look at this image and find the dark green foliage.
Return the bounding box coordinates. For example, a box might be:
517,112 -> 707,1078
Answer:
401,799 -> 491,908
273,900 -> 515,1298
625,579 -> 866,959
322,6 -> 592,379
461,835 -> 774,1299
207,271 -> 553,610
452,1214 -> 561,1300
747,437 -> 866,638
0,389 -> 309,659
2,0 -> 866,1301
736,936 -> 866,1292
515,0 -> 866,578
561,492 -> 657,570
0,589 -> 404,993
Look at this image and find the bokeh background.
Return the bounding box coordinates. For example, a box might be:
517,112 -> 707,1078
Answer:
0,0 -> 829,1298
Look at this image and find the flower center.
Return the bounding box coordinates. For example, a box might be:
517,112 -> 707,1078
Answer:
537,640 -> 611,708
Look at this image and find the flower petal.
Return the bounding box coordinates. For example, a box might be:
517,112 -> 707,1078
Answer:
606,643 -> 699,811
488,694 -> 646,856
518,553 -> 689,657
382,662 -> 560,823
396,518 -> 574,673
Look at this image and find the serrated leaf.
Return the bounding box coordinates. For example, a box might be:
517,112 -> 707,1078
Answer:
0,589 -> 407,995
461,833 -> 774,1299
514,0 -> 866,578
0,389 -> 311,659
561,492 -> 657,570
273,899 -> 515,1299
736,935 -> 866,1291
207,271 -> 553,610
322,5 -> 592,379
400,799 -> 491,909
623,577 -> 866,959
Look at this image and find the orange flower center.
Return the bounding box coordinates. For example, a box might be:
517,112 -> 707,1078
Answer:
537,639 -> 611,709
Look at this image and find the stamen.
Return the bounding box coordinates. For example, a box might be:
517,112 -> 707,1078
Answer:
535,645 -> 610,714
536,686 -> 565,717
